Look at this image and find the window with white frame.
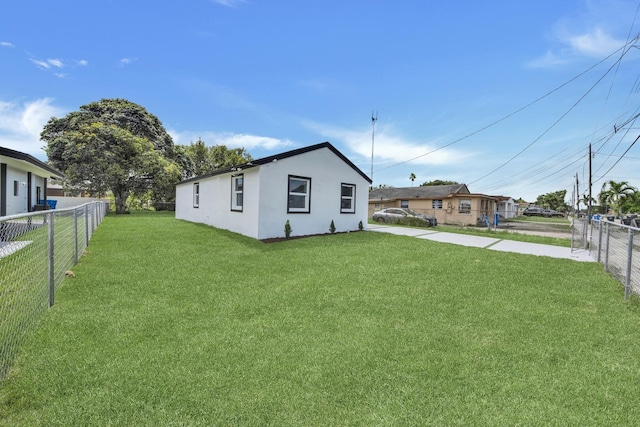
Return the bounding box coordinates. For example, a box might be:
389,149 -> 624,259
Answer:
231,174 -> 243,211
432,199 -> 443,209
288,175 -> 311,213
13,181 -> 19,196
193,183 -> 200,208
340,183 -> 356,213
458,199 -> 471,214
400,200 -> 409,208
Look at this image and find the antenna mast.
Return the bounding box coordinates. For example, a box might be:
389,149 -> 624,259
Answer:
371,109 -> 378,182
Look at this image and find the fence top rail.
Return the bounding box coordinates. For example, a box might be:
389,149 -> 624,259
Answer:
0,201 -> 107,223
594,218 -> 640,232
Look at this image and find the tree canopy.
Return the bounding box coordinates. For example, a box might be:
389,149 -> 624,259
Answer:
534,190 -> 568,211
177,138 -> 253,178
42,98 -> 181,214
421,180 -> 459,186
598,180 -> 637,218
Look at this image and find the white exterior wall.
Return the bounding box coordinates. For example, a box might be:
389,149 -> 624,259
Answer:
176,168 -> 261,238
256,148 -> 369,239
498,198 -> 517,219
176,146 -> 370,240
5,166 -> 28,216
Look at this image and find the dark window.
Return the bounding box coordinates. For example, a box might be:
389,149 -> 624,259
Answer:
231,175 -> 243,211
13,181 -> 18,196
288,175 -> 311,213
193,183 -> 200,208
340,183 -> 356,213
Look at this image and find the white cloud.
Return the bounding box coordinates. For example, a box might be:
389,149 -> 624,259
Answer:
0,98 -> 66,159
168,129 -> 295,151
526,50 -> 571,68
527,0 -> 637,68
29,58 -> 50,69
210,0 -> 246,7
567,27 -> 623,58
1,41 -> 15,48
47,58 -> 64,68
77,59 -> 88,66
303,120 -> 473,168
119,57 -> 137,67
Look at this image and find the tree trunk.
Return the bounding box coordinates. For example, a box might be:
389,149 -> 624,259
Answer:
113,186 -> 130,214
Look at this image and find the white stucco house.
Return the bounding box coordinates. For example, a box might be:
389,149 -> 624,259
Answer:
495,196 -> 518,219
0,146 -> 64,217
175,142 -> 372,240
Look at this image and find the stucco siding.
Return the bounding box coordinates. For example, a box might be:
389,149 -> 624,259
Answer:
176,168 -> 261,238
5,166 -> 28,216
256,148 -> 369,239
176,144 -> 370,240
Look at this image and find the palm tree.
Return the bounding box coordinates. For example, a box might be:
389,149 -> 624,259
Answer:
409,173 -> 416,187
599,180 -> 637,220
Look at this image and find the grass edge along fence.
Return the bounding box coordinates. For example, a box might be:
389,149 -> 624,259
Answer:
0,201 -> 108,381
572,217 -> 640,299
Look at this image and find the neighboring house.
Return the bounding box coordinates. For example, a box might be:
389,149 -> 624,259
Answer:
495,196 -> 518,219
369,184 -> 501,226
175,142 -> 372,240
0,146 -> 64,216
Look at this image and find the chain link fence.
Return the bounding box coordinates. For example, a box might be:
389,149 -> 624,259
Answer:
572,218 -> 640,298
0,201 -> 108,380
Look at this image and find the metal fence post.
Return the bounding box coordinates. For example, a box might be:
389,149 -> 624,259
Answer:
47,211 -> 55,307
625,229 -> 634,299
85,204 -> 89,247
597,220 -> 603,263
73,206 -> 79,264
604,222 -> 610,272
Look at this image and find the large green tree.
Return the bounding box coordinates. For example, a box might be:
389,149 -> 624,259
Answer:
599,180 -> 637,219
534,190 -> 568,211
41,98 -> 181,214
178,138 -> 252,178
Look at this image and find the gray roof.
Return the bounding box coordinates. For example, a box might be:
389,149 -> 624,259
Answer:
369,184 -> 470,201
178,141 -> 372,185
0,146 -> 64,179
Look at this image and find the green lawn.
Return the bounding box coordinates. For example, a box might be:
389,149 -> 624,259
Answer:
2,212 -> 640,425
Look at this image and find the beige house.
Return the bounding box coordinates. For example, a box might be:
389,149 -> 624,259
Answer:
369,184 -> 502,226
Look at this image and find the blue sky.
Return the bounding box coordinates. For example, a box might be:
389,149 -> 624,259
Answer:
1,0 -> 639,202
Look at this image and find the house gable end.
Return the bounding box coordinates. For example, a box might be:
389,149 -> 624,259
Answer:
177,142 -> 371,187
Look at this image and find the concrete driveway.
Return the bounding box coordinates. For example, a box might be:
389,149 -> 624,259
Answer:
368,224 -> 594,262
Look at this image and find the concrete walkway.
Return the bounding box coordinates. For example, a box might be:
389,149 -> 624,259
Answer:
368,224 -> 595,262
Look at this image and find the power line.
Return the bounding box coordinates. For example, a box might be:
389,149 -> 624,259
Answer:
468,49 -> 629,186
373,35 -> 639,174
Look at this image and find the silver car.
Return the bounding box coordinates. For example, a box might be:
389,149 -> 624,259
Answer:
372,208 -> 437,227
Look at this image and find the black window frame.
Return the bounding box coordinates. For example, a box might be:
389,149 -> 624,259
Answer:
340,183 -> 356,214
193,182 -> 200,208
231,174 -> 244,212
287,175 -> 311,214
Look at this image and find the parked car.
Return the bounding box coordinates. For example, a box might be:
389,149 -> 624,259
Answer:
523,207 -> 544,216
372,208 -> 437,227
543,209 -> 565,217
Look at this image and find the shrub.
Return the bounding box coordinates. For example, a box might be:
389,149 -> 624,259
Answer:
284,220 -> 292,239
358,220 -> 363,231
329,220 -> 336,234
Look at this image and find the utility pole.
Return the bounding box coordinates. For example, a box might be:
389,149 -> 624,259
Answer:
575,173 -> 580,216
371,110 -> 377,183
587,143 -> 592,224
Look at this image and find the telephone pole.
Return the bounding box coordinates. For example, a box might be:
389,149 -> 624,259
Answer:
575,173 -> 580,215
371,110 -> 377,183
587,143 -> 593,224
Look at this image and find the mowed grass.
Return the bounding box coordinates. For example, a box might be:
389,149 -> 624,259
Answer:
2,212 -> 640,425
